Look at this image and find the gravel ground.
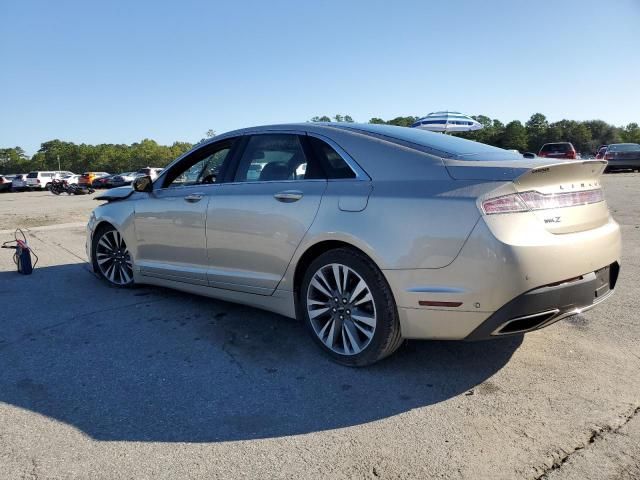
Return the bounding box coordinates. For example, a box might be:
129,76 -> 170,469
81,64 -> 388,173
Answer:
0,174 -> 638,479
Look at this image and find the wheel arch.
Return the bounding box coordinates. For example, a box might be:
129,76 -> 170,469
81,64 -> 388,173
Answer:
291,239 -> 390,315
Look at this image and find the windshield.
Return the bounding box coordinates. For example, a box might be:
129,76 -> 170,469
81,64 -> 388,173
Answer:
332,123 -> 522,161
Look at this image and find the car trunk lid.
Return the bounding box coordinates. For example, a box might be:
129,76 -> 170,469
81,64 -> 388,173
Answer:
445,159 -> 609,234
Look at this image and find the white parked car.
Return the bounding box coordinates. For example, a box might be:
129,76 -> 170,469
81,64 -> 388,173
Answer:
135,167 -> 163,180
62,174 -> 81,185
26,171 -> 74,190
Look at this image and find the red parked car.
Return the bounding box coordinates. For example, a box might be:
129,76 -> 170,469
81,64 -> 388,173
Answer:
538,142 -> 578,160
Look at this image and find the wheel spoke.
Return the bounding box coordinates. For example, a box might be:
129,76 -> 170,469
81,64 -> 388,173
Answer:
316,269 -> 333,294
343,320 -> 362,354
98,237 -> 114,252
351,311 -> 376,328
324,318 -> 336,349
311,278 -> 332,298
309,307 -> 330,319
352,320 -> 374,339
353,292 -> 372,306
105,262 -> 116,282
119,264 -> 131,283
350,279 -> 368,303
332,264 -> 342,294
96,254 -> 112,265
308,299 -> 328,307
341,265 -> 348,293
341,328 -> 350,355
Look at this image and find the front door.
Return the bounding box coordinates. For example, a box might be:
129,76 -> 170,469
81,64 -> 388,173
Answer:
206,133 -> 326,294
134,140 -> 236,285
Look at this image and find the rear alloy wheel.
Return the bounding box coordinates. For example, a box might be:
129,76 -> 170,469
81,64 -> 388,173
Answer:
301,248 -> 402,366
92,227 -> 134,287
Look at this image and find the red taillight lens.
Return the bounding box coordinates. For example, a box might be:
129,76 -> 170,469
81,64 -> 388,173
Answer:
481,194 -> 528,214
605,152 -> 614,160
482,189 -> 604,215
36,179 -> 40,183
566,151 -> 576,159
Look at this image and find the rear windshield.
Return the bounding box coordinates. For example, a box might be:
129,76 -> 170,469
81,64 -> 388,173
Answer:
540,143 -> 573,153
332,123 -> 521,161
608,143 -> 640,152
27,172 -> 37,178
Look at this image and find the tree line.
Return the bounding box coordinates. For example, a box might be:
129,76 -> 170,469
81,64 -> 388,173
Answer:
1,114 -> 639,175
312,113 -> 640,155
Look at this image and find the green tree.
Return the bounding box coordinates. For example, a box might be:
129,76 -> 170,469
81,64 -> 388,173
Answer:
525,113 -> 549,152
501,121 -> 528,151
622,123 -> 640,143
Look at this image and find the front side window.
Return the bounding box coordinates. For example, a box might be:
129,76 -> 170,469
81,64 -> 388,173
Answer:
234,134 -> 323,182
163,141 -> 234,188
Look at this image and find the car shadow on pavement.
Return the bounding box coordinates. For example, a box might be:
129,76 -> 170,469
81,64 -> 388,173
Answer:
0,263 -> 523,443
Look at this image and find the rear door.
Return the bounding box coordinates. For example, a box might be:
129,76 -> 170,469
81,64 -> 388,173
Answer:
134,139 -> 237,285
205,132 -> 326,294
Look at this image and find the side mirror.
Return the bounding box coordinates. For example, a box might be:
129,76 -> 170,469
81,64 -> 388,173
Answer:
133,175 -> 153,192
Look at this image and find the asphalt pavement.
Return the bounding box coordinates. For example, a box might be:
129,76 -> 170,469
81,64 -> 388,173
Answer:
0,176 -> 638,479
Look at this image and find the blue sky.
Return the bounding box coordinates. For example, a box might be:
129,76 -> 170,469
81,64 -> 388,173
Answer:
1,0 -> 638,154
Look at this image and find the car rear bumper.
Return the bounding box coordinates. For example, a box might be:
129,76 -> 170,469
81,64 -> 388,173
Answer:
606,159 -> 640,170
385,215 -> 621,340
464,262 -> 619,340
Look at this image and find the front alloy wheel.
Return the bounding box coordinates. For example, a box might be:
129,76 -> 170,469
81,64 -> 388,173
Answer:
301,248 -> 403,366
93,227 -> 134,287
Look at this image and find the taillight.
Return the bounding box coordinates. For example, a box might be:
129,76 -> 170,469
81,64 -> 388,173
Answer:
481,194 -> 528,214
605,152 -> 614,160
566,151 -> 576,159
36,179 -> 41,183
482,189 -> 604,215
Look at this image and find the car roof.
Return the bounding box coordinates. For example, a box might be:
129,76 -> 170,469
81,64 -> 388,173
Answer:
204,122 -> 520,161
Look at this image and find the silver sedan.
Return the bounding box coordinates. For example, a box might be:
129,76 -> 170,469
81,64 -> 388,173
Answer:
87,123 -> 621,366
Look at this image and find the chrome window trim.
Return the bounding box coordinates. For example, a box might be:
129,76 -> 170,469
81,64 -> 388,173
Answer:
305,132 -> 371,181
153,182 -> 222,194
221,178 -> 327,187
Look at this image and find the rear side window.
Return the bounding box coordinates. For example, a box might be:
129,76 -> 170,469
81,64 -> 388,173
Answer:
307,137 -> 356,179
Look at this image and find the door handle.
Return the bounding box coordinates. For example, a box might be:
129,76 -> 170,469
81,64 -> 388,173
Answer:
274,190 -> 303,203
184,193 -> 204,203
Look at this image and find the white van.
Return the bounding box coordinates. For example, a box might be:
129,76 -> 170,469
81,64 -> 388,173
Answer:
26,171 -> 74,190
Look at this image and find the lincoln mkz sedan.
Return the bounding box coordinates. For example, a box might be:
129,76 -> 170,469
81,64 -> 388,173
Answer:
87,123 -> 621,366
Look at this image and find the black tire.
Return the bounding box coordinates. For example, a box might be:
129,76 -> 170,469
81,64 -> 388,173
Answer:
91,225 -> 135,288
299,248 -> 403,367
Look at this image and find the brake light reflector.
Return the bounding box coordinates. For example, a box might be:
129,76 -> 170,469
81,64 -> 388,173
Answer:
482,189 -> 604,215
